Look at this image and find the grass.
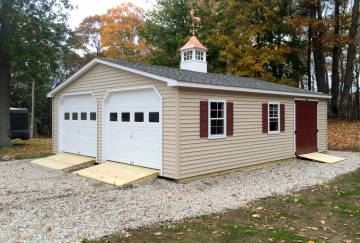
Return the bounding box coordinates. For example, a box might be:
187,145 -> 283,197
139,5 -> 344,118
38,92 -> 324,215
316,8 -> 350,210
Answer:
86,169 -> 360,243
0,138 -> 52,160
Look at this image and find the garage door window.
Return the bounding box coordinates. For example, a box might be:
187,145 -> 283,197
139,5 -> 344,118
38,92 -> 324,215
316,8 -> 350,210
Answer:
121,112 -> 130,122
135,112 -> 144,122
81,112 -> 87,120
72,112 -> 78,120
110,112 -> 118,121
64,112 -> 70,120
149,112 -> 159,123
90,112 -> 96,121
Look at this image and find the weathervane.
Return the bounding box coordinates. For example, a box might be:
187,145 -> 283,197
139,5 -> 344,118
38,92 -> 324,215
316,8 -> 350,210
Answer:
189,9 -> 201,35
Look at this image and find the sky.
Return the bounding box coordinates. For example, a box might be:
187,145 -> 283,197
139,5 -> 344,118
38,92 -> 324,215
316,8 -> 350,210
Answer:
68,0 -> 156,29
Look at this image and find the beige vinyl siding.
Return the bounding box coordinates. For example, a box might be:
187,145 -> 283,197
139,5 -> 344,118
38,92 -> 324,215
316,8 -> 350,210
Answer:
177,88 -> 296,179
52,63 -> 179,178
317,99 -> 327,152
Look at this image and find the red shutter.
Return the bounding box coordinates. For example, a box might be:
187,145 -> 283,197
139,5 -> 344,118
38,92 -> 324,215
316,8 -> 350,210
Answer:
280,104 -> 285,132
226,102 -> 233,136
262,103 -> 268,133
200,100 -> 208,137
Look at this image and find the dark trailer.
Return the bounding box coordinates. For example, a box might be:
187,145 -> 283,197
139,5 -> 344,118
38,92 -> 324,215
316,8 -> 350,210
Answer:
10,108 -> 30,140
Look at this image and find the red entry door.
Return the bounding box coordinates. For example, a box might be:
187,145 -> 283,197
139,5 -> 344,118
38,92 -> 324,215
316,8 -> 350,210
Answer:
295,100 -> 317,155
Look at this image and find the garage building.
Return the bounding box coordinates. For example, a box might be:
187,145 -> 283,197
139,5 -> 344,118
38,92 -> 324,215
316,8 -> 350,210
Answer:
47,35 -> 330,180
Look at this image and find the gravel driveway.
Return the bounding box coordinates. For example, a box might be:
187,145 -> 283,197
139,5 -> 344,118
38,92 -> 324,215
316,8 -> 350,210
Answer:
1,151 -> 360,243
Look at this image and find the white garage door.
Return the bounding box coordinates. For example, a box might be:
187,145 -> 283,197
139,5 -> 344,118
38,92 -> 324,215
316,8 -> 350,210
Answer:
103,88 -> 162,169
59,94 -> 97,157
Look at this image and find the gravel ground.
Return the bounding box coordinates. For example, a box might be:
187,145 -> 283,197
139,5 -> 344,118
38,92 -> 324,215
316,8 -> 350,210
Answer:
1,151 -> 360,243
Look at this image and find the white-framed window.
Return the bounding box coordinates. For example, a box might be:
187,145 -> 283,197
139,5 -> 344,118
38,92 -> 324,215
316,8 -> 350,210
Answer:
268,102 -> 280,134
208,100 -> 226,139
183,50 -> 193,61
195,50 -> 204,61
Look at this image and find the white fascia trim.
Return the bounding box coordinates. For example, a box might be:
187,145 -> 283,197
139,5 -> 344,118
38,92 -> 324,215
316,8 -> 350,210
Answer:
47,58 -> 178,98
47,59 -> 98,98
175,81 -> 331,99
47,58 -> 331,99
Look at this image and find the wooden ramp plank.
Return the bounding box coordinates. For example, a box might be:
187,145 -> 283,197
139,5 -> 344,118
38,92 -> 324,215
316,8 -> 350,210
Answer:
298,152 -> 345,164
74,161 -> 159,186
31,153 -> 95,170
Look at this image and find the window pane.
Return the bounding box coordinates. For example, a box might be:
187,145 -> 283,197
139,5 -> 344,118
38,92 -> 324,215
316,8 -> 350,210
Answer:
211,126 -> 217,135
121,112 -> 130,122
210,119 -> 217,129
211,102 -> 217,110
81,112 -> 87,120
210,119 -> 224,135
217,110 -> 224,118
135,112 -> 144,122
149,112 -> 159,123
269,118 -> 279,132
72,112 -> 78,120
184,50 -> 193,61
110,112 -> 117,121
216,125 -> 224,135
218,102 -> 224,111
210,110 -> 217,118
269,104 -> 278,118
64,113 -> 70,120
90,112 -> 96,121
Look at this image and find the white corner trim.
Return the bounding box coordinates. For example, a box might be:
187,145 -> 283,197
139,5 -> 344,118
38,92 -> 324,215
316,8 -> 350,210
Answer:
208,99 -> 227,140
47,58 -> 178,98
175,81 -> 331,99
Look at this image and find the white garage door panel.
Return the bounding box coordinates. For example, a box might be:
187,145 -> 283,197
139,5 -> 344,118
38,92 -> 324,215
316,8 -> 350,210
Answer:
104,88 -> 162,169
59,94 -> 97,157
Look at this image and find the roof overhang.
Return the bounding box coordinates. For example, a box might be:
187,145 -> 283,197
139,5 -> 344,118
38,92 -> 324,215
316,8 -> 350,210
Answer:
47,58 -> 331,99
173,82 -> 331,99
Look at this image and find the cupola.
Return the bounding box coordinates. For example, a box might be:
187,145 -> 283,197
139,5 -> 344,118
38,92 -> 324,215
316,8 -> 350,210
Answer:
180,35 -> 208,73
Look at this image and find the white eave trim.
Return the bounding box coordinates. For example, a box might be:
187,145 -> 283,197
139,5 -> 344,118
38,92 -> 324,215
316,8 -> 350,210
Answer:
47,58 -> 331,99
174,81 -> 331,99
47,58 -> 178,97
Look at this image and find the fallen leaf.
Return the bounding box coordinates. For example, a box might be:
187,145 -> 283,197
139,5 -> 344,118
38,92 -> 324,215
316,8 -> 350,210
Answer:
154,232 -> 162,236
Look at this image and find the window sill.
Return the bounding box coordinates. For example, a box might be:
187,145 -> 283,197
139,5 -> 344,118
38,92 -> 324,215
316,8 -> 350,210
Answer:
268,131 -> 280,135
208,135 -> 227,140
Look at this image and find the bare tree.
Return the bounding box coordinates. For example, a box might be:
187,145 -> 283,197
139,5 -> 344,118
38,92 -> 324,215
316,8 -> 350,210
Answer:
331,0 -> 341,115
339,0 -> 359,117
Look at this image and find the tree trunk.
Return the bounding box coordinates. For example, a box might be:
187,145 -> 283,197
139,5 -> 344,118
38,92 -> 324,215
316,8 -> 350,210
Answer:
307,24 -> 312,91
0,54 -> 11,147
311,0 -> 328,93
339,0 -> 360,117
356,64 -> 360,119
331,0 -> 341,115
30,80 -> 35,139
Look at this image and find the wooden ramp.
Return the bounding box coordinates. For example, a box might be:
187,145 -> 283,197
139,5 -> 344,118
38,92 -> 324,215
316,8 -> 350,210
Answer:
73,161 -> 159,186
298,152 -> 345,164
31,153 -> 95,171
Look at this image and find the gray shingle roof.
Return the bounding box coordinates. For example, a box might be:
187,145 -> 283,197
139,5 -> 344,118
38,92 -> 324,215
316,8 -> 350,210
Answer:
101,58 -> 328,97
